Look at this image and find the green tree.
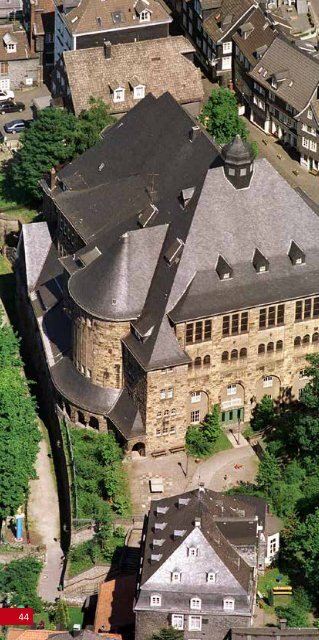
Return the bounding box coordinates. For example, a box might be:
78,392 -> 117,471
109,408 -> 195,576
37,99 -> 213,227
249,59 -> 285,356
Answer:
200,87 -> 248,144
55,599 -> 70,629
203,404 -> 221,444
6,99 -> 115,203
251,395 -> 275,432
0,324 -> 41,527
256,450 -> 281,500
0,558 -> 42,611
185,425 -> 212,458
275,603 -> 309,628
150,629 -> 183,640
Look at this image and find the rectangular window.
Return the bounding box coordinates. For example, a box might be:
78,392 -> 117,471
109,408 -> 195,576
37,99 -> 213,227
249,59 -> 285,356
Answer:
223,315 -> 230,336
160,389 -> 166,400
269,537 -> 277,554
204,319 -> 212,340
269,91 -> 275,101
189,616 -> 202,631
191,391 -> 201,403
241,311 -> 248,333
231,313 -> 239,334
263,375 -> 273,388
259,308 -> 267,329
295,300 -> 303,321
314,297 -> 319,317
191,410 -> 200,424
268,306 -> 276,327
186,323 -> 193,344
167,387 -> 173,399
310,140 -> 317,152
304,298 -> 312,319
224,599 -> 234,611
227,384 -> 237,396
222,56 -> 232,70
277,304 -> 285,325
302,137 -> 310,149
156,428 -> 161,436
151,595 -> 161,606
223,41 -> 232,54
195,321 -> 202,342
172,615 -> 184,630
307,109 -> 313,119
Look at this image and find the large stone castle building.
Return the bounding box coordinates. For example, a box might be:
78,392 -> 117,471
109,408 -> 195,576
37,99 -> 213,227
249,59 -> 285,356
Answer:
17,92 -> 319,457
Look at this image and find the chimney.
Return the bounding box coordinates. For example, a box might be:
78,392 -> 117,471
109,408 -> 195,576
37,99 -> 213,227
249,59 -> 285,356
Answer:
279,619 -> 287,630
194,517 -> 201,528
104,40 -> 111,58
189,125 -> 200,142
50,167 -> 56,190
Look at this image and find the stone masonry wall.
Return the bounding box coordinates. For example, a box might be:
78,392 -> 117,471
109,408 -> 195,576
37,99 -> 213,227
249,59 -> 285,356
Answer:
8,58 -> 39,89
135,610 -> 250,640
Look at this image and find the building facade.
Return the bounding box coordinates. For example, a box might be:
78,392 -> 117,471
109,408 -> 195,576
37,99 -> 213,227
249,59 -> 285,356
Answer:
135,488 -> 281,640
24,0 -> 55,82
0,24 -> 39,90
16,94 -> 319,458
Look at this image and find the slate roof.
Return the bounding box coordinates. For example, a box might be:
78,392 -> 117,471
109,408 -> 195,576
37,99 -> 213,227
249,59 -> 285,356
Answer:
22,222 -> 52,292
249,35 -> 319,113
232,7 -> 276,67
140,488 -> 267,589
203,0 -> 257,43
61,0 -> 171,34
33,0 -> 55,37
108,389 -> 144,439
168,158 -> 319,323
0,24 -> 37,60
63,37 -> 204,115
232,630 -> 319,639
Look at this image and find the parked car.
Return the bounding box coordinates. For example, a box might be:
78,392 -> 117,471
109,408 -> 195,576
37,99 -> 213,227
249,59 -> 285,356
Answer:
0,89 -> 15,101
4,119 -> 29,134
0,101 -> 25,115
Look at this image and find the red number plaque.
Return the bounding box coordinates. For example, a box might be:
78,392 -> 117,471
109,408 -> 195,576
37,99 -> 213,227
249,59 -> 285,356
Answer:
0,608 -> 34,625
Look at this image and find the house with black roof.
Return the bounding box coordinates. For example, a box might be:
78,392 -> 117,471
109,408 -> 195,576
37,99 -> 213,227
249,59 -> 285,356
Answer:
16,91 -> 319,457
134,487 -> 281,640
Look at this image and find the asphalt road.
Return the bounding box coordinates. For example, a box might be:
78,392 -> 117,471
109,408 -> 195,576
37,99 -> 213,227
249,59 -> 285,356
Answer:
0,85 -> 50,141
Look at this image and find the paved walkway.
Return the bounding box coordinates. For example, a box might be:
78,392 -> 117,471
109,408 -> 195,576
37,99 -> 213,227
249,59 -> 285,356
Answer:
126,438 -> 258,515
28,423 -> 62,602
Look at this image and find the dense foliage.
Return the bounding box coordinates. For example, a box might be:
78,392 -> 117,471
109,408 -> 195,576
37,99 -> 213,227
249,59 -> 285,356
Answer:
0,323 -> 41,523
55,599 -> 70,629
186,405 -> 222,458
6,98 -> 115,203
0,558 -> 42,611
237,354 -> 319,607
69,428 -> 130,521
200,87 -> 248,144
150,630 -> 183,640
68,526 -> 125,577
251,395 -> 275,432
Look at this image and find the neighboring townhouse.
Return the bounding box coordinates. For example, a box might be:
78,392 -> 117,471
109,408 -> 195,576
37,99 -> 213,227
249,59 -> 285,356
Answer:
164,0 -> 258,82
232,6 -> 276,115
55,37 -> 204,116
16,92 -> 319,457
249,35 -> 319,172
53,0 -> 172,64
0,0 -> 22,20
135,488 -> 281,640
24,0 -> 55,81
0,23 -> 39,90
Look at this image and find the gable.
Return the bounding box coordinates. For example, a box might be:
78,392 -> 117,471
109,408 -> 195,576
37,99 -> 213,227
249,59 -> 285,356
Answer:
143,528 -> 247,595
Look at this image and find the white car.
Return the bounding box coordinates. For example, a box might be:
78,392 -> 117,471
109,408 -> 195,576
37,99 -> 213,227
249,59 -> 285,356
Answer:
0,89 -> 14,101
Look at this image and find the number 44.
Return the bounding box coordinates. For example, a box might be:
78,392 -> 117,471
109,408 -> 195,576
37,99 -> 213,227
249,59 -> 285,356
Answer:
19,614 -> 29,621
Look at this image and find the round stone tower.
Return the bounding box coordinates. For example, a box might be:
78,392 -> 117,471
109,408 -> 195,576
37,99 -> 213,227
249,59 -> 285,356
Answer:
221,135 -> 254,190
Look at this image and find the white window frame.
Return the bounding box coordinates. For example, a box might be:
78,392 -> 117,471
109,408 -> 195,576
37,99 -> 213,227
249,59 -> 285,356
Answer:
113,87 -> 125,103
207,571 -> 216,583
227,384 -> 237,396
223,598 -> 235,611
310,139 -> 317,152
171,571 -> 181,583
172,614 -> 184,630
188,546 -> 198,557
302,136 -> 309,149
307,108 -> 313,119
191,391 -> 201,403
190,410 -> 200,424
222,56 -> 232,70
167,387 -> 173,399
133,85 -> 145,100
222,41 -> 232,54
269,537 -> 277,554
263,376 -> 273,388
150,594 -> 161,607
190,597 -> 201,610
140,9 -> 150,20
189,615 -> 202,631
160,389 -> 166,400
7,43 -> 16,52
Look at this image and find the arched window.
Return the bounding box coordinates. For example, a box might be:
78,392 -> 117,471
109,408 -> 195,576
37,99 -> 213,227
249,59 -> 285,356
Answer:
194,357 -> 202,368
203,354 -> 211,367
294,336 -> 301,348
221,351 -> 229,362
239,347 -> 247,358
276,340 -> 283,351
77,411 -> 85,426
230,349 -> 238,360
313,332 -> 319,343
258,344 -> 265,355
303,334 -> 310,345
89,416 -> 99,430
267,342 -> 274,353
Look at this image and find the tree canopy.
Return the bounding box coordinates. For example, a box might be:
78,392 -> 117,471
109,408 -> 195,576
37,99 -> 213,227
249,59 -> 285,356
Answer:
200,87 -> 248,145
0,323 -> 41,523
6,98 -> 115,203
186,404 -> 222,458
0,558 -> 42,611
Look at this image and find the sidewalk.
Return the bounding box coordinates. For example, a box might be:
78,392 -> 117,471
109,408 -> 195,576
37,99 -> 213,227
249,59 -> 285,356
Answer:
28,422 -> 62,602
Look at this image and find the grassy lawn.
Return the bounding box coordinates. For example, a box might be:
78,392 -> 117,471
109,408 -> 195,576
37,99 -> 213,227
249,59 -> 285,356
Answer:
258,567 -> 290,596
68,606 -> 84,629
0,172 -> 38,222
212,430 -> 232,454
68,545 -> 110,578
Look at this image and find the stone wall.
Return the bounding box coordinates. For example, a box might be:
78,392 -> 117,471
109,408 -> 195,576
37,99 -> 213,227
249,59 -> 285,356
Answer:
8,57 -> 39,89
135,610 -> 250,640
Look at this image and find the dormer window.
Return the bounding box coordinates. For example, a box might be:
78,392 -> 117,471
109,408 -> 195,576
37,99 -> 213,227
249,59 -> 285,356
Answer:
223,597 -> 235,611
113,87 -> 125,103
216,254 -> 232,280
188,546 -> 199,557
140,9 -> 151,20
171,571 -> 181,582
3,33 -> 17,53
288,240 -> 305,266
134,84 -> 145,100
190,597 -> 201,610
207,571 -> 216,583
253,248 -> 269,273
150,594 -> 161,607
